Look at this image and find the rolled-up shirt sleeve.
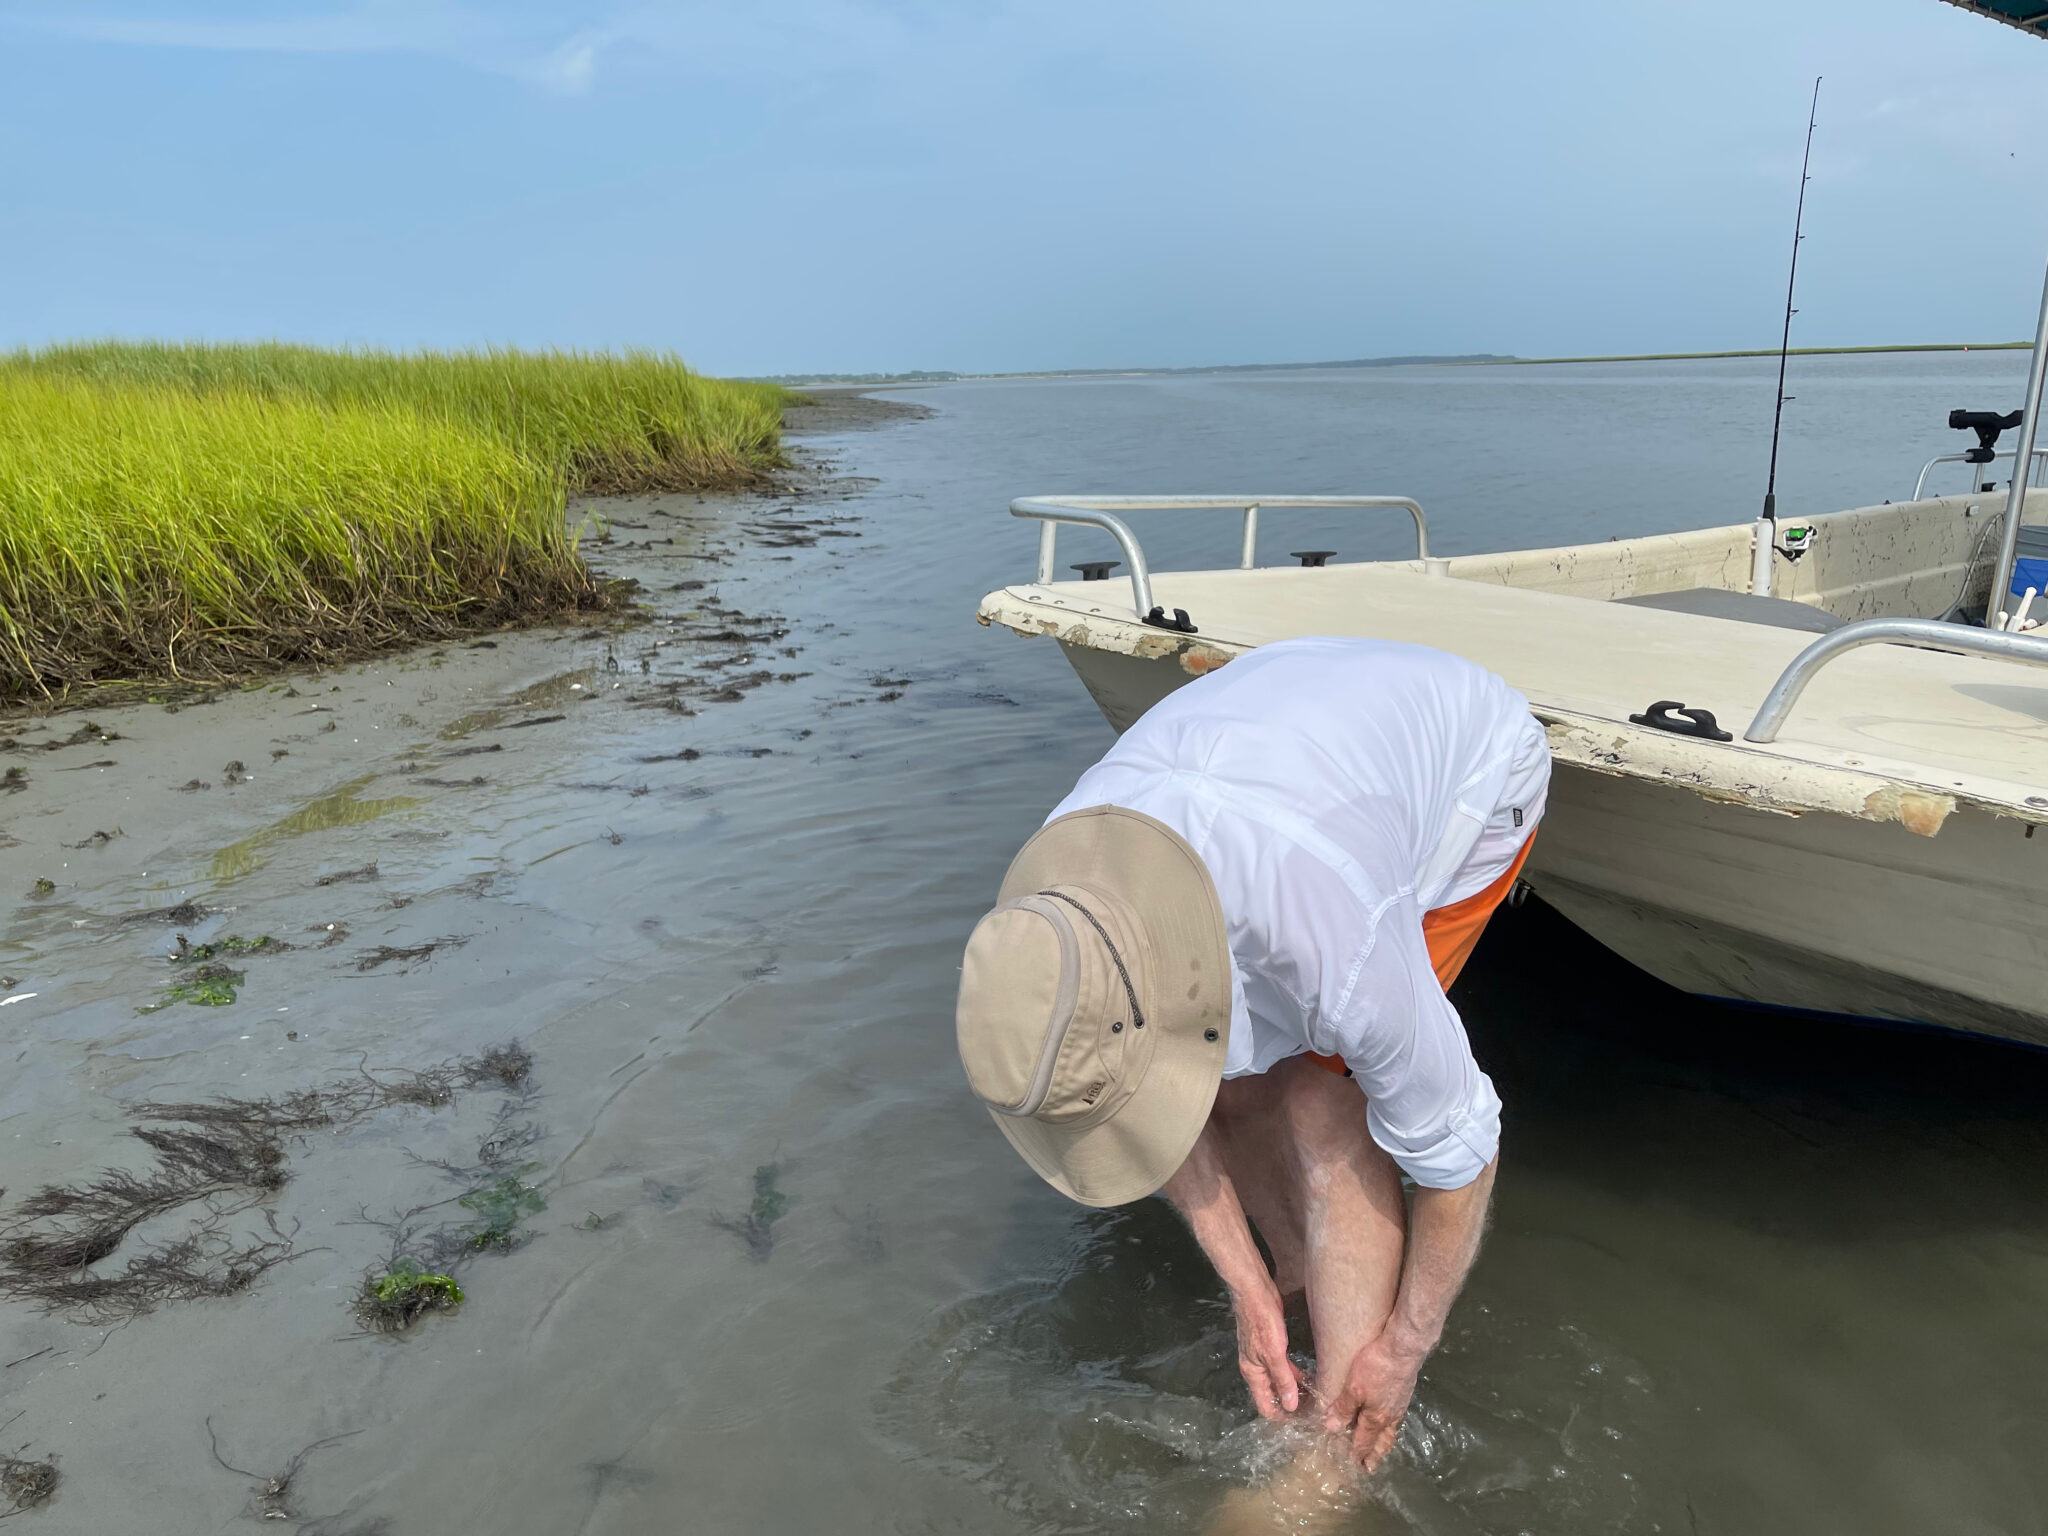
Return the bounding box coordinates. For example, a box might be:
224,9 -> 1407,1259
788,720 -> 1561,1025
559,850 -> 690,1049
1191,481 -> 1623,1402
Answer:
1328,894 -> 1501,1189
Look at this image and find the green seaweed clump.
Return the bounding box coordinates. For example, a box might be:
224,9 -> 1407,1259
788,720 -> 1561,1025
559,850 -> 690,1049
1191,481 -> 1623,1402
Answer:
31,876 -> 55,897
174,933 -> 283,963
713,1163 -> 790,1261
138,964 -> 245,1013
750,1164 -> 788,1226
458,1174 -> 546,1251
355,1258 -> 463,1331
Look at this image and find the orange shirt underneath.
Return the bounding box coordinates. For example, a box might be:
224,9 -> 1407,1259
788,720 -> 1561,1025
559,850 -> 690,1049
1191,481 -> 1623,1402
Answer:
1308,831 -> 1535,1077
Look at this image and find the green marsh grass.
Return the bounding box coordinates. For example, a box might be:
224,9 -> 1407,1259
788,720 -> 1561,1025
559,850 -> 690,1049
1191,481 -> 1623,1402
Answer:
17,342 -> 791,493
0,345 -> 795,699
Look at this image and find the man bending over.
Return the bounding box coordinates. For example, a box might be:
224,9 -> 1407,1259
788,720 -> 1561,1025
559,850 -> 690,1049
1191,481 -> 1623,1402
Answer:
955,636 -> 1547,1471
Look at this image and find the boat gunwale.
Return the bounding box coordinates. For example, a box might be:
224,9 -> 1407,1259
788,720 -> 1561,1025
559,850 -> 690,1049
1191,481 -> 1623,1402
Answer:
976,569 -> 2048,835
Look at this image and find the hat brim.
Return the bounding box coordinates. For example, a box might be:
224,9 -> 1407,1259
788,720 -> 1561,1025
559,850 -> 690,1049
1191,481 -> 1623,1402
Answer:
986,805 -> 1231,1208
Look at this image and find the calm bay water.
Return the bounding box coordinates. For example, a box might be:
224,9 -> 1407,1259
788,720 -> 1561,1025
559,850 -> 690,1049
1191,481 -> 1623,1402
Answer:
3,353 -> 2045,1533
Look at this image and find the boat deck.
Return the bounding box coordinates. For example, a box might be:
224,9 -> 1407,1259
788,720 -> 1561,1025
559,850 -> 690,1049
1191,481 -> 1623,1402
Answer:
978,562 -> 2048,834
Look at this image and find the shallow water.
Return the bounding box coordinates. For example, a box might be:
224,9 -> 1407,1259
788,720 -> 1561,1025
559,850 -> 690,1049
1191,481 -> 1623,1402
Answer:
3,354 -> 2047,1533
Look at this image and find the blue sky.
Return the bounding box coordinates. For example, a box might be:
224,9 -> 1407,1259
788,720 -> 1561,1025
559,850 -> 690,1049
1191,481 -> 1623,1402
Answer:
3,0 -> 2047,375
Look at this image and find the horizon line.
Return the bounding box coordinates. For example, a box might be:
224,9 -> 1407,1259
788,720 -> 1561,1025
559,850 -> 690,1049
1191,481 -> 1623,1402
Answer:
763,339 -> 2034,387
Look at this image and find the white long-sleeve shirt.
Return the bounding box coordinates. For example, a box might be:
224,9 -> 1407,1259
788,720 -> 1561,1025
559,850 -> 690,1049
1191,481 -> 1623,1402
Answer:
1047,636 -> 1549,1190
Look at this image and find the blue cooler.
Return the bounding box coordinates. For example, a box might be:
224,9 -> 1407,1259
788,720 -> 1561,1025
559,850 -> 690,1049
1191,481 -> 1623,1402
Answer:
2012,525 -> 2048,599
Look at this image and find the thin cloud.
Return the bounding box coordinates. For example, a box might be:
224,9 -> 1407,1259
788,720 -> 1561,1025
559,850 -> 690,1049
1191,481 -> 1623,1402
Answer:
528,31 -> 606,93
5,3 -> 616,94
2,1 -> 1061,97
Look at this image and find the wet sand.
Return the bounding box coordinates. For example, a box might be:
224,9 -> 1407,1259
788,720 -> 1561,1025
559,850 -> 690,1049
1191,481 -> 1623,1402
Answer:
0,410 -> 964,1531
781,387 -> 934,435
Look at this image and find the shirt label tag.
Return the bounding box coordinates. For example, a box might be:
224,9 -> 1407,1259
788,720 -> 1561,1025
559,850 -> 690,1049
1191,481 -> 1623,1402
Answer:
1513,807 -> 1524,828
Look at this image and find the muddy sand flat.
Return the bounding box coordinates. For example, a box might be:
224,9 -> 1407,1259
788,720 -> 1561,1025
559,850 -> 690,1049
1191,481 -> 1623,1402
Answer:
0,399 -> 1061,1532
780,387 -> 934,435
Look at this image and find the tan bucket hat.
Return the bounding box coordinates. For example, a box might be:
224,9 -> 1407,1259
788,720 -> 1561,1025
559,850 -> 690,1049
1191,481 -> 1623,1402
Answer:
955,805 -> 1231,1207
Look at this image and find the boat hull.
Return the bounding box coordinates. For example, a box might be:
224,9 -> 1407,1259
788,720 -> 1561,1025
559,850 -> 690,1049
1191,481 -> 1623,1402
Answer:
1054,640 -> 2048,1048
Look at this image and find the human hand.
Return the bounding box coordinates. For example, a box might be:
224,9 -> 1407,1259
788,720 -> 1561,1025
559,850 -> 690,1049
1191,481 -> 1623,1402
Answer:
1321,1333 -> 1424,1470
1230,1282 -> 1304,1421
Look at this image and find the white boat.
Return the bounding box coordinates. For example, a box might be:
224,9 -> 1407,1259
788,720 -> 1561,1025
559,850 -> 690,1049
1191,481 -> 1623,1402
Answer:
974,2 -> 2048,1049
975,0 -> 2048,1052
976,468 -> 2048,1048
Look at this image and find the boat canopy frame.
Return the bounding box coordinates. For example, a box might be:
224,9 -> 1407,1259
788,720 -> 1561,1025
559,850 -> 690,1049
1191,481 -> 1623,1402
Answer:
1933,0 -> 2048,622
1939,0 -> 2048,40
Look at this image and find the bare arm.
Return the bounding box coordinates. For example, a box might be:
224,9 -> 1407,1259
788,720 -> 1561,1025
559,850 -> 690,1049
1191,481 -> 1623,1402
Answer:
1382,1156 -> 1496,1362
1324,1154 -> 1496,1466
1160,1123 -> 1303,1419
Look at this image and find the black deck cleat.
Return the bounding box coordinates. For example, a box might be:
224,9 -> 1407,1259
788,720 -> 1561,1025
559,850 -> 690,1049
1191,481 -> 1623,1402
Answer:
1143,606 -> 1198,634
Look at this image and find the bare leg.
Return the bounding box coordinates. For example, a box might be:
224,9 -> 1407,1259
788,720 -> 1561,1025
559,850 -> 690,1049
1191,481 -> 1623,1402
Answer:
1279,1058 -> 1408,1409
1205,1436 -> 1366,1535
1209,1073 -> 1308,1296
1205,1058 -> 1408,1534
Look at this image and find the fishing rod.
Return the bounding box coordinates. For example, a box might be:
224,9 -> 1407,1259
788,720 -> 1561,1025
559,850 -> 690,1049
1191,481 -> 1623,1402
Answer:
1753,75 -> 1822,598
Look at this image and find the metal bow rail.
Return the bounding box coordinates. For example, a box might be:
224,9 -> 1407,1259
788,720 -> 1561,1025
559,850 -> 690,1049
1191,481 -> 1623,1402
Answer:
1745,617 -> 2048,742
1009,495 -> 1431,624
1910,449 -> 2048,502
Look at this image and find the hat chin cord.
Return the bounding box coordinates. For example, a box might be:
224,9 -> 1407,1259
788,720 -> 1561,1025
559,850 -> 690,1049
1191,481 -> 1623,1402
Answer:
1035,889 -> 1147,1032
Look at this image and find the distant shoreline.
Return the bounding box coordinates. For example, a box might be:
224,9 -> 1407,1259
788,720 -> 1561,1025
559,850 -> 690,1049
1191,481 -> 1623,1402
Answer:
1490,340 -> 2033,367
763,339 -> 2034,387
